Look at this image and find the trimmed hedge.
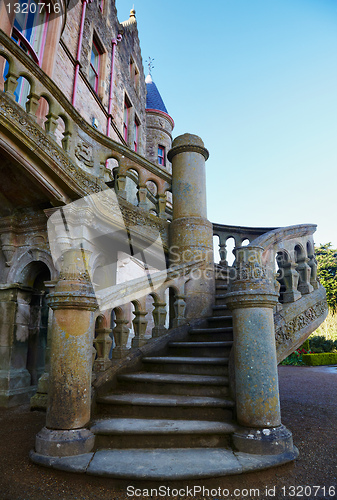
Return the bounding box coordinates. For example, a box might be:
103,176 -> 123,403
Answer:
302,353 -> 337,366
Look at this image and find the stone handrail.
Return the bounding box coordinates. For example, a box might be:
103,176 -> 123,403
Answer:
92,260 -> 203,373
213,222 -> 276,266
223,223 -> 328,363
0,30 -> 172,217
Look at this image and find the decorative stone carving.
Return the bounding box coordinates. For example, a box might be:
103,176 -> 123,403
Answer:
75,141 -> 94,167
275,300 -> 328,346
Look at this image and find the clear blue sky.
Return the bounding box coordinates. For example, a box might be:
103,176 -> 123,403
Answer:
117,0 -> 337,248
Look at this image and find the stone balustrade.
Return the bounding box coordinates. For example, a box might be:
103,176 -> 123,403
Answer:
0,30 -> 172,219
213,223 -> 276,266
92,271 -> 189,372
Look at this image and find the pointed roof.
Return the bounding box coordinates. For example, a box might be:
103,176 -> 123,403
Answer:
145,74 -> 168,114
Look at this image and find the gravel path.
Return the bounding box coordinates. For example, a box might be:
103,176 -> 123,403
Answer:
0,365 -> 336,500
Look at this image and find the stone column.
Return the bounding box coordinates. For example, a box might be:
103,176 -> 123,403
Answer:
224,246 -> 296,456
168,134 -> 214,319
35,248 -> 98,457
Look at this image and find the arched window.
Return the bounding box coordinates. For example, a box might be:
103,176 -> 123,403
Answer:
11,0 -> 49,65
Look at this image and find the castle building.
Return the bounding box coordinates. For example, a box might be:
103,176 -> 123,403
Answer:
0,0 -> 328,480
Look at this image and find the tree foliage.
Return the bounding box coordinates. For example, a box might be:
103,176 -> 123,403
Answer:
315,243 -> 337,313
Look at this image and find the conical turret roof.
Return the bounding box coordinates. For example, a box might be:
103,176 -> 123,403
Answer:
145,74 -> 168,114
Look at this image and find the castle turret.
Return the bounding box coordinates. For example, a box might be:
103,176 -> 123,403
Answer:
145,74 -> 174,172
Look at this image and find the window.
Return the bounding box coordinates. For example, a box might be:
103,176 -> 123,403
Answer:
12,0 -> 48,65
158,146 -> 165,166
89,40 -> 100,92
133,119 -> 139,152
129,57 -> 139,92
123,98 -> 131,143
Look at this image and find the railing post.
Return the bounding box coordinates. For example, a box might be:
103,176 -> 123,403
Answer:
93,327 -> 112,371
45,113 -> 59,137
307,253 -> 319,290
131,309 -> 148,348
137,185 -> 148,210
152,299 -> 167,337
157,193 -> 167,219
296,257 -> 314,295
111,312 -> 130,359
26,93 -> 40,119
34,248 -> 97,457
224,245 -> 296,456
168,133 -> 214,318
4,72 -> 19,100
173,294 -> 186,327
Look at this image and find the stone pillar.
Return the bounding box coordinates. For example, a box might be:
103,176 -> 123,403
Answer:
35,248 -> 97,457
168,134 -> 214,319
0,285 -> 34,407
224,246 -> 296,456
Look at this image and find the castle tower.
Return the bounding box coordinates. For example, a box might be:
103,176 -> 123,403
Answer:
145,74 -> 174,172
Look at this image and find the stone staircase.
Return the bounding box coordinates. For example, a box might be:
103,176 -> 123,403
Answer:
84,276 -> 244,479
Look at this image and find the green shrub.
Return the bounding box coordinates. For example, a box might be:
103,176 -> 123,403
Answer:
302,353 -> 337,366
309,335 -> 337,353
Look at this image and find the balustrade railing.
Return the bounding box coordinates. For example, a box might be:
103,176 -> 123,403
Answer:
0,30 -> 172,218
91,262 -> 200,372
213,223 -> 276,266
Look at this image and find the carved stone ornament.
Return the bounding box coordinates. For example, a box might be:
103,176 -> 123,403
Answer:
0,96 -> 102,195
275,300 -> 327,345
75,140 -> 94,167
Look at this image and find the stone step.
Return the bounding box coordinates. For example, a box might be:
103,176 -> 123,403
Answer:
117,372 -> 229,397
216,284 -> 229,291
142,356 -> 229,376
215,294 -> 228,305
189,327 -> 232,335
91,418 -> 236,449
31,447 -> 299,480
96,393 -> 234,421
167,341 -> 232,358
86,447 -> 244,480
212,304 -> 229,316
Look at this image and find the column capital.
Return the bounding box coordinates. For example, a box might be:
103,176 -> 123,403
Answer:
168,133 -> 209,162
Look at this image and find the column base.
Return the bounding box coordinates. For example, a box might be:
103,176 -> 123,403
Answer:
35,427 -> 95,457
232,424 -> 295,456
131,337 -> 147,348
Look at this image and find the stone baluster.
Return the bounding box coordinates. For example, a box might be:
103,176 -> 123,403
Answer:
296,256 -> 314,295
137,185 -> 148,210
4,72 -> 18,100
116,174 -> 127,199
152,298 -> 167,337
93,320 -> 113,372
218,235 -> 228,267
34,248 -> 97,457
173,294 -> 186,327
26,93 -> 40,120
131,308 -> 148,348
277,254 -> 301,303
307,253 -> 319,290
168,133 -> 214,319
111,309 -> 130,358
224,245 -> 296,456
61,130 -> 72,152
45,113 -> 59,137
157,193 -> 167,219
